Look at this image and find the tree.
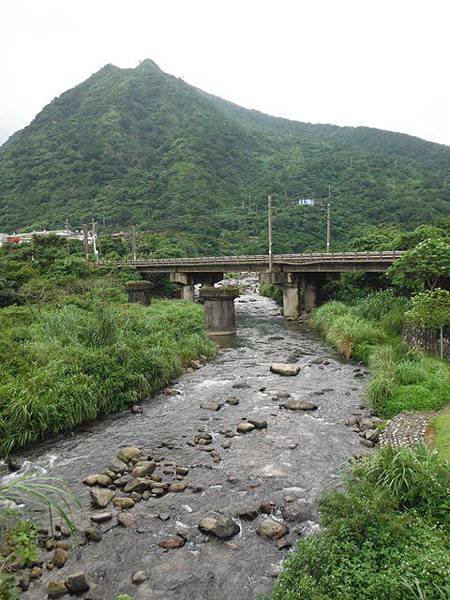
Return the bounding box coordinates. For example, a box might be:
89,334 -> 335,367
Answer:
406,288 -> 450,329
387,238 -> 450,294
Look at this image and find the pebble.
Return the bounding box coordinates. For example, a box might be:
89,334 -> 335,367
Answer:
158,534 -> 186,549
132,570 -> 148,584
200,401 -> 222,411
117,512 -> 135,528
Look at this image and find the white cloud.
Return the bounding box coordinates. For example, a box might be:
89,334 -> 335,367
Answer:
1,0 -> 449,145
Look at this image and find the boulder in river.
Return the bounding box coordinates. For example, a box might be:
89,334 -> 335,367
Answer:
200,401 -> 222,411
257,517 -> 289,540
132,461 -> 156,478
198,516 -> 240,540
90,488 -> 115,509
270,363 -> 300,376
65,571 -> 90,594
281,399 -> 318,411
117,512 -> 135,528
89,511 -> 113,523
117,447 -> 142,464
47,580 -> 67,598
124,477 -> 152,494
132,570 -> 148,584
158,534 -> 186,549
236,422 -> 255,434
247,418 -> 267,429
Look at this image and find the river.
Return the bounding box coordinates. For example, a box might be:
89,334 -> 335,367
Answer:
7,290 -> 371,599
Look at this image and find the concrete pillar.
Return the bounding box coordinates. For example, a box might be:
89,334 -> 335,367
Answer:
199,287 -> 240,335
180,283 -> 195,301
281,283 -> 300,319
304,280 -> 318,312
124,281 -> 153,305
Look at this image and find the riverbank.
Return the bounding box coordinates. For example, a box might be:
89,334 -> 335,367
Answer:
271,294 -> 450,599
0,299 -> 215,456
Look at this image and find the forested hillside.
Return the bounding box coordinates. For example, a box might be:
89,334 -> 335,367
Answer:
1,59 -> 449,253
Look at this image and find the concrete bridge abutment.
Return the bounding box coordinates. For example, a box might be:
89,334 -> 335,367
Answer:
124,281 -> 153,305
199,286 -> 240,336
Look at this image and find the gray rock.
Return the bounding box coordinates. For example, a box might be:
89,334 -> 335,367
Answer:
198,516 -> 240,540
117,512 -> 135,528
84,528 -> 102,542
47,581 -> 67,598
226,396 -> 240,406
247,418 -> 267,429
89,512 -> 113,524
169,482 -> 186,493
257,517 -> 289,540
281,399 -> 318,411
132,570 -> 148,584
132,461 -> 156,478
236,422 -> 255,434
65,571 -> 90,594
124,477 -> 152,494
270,363 -> 300,376
200,401 -> 222,411
117,447 -> 142,464
89,488 -> 115,509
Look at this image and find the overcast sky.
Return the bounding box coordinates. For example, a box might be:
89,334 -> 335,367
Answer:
1,0 -> 450,146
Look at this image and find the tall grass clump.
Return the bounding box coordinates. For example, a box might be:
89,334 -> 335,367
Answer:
311,294 -> 450,418
0,300 -> 215,456
271,447 -> 450,600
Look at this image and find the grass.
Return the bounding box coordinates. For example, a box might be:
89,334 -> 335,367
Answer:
428,407 -> 450,462
0,299 -> 215,456
311,294 -> 450,418
271,447 -> 450,600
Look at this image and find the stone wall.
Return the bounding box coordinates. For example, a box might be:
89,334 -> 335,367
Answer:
403,322 -> 450,359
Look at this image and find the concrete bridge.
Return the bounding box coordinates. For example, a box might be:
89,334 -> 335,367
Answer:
119,251 -> 403,335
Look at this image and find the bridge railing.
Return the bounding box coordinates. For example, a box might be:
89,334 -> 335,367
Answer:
97,250 -> 404,268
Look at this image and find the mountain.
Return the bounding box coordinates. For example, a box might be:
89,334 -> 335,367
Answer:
1,59 -> 449,253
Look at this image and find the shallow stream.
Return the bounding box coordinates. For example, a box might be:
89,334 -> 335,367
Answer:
5,292 -> 371,599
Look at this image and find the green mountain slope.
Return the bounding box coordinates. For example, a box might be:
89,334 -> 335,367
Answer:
1,59 -> 449,253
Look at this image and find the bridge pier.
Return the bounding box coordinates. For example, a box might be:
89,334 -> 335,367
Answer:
124,281 -> 153,305
281,283 -> 300,320
199,286 -> 240,335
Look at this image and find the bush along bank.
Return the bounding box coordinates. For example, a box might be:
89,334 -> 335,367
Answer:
310,291 -> 450,418
0,299 -> 215,456
271,446 -> 450,600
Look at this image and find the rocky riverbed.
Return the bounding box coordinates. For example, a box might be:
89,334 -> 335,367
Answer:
2,291 -> 376,599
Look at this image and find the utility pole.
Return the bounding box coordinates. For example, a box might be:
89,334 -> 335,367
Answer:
65,217 -> 70,254
326,187 -> 331,253
326,203 -> 331,252
131,225 -> 137,261
91,218 -> 99,264
268,194 -> 273,272
82,224 -> 89,262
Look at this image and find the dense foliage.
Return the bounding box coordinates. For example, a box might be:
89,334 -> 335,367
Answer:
0,299 -> 214,456
406,288 -> 450,329
271,447 -> 450,600
1,60 -> 449,254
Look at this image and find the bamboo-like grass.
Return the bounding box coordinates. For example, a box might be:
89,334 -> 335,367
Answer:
0,300 -> 215,456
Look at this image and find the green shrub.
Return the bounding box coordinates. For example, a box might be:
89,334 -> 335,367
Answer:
271,448 -> 450,600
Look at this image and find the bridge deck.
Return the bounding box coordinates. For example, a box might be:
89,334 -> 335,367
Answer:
104,251 -> 403,274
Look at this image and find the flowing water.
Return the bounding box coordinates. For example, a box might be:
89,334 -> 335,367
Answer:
4,291 -> 372,599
